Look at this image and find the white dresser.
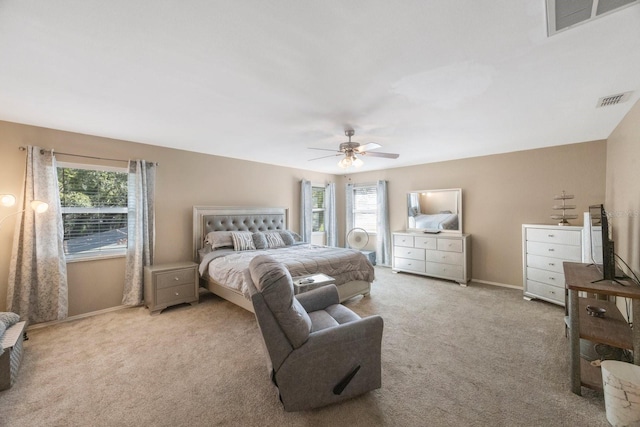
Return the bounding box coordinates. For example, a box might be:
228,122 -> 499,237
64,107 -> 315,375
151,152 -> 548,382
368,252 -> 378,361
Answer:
522,224 -> 583,306
392,232 -> 471,285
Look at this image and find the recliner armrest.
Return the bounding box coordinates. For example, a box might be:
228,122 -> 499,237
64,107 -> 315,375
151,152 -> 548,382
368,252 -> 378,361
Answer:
295,284 -> 340,312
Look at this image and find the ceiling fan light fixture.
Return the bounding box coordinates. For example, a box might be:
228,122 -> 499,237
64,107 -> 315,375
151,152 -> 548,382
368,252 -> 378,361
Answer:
353,156 -> 364,168
338,156 -> 353,168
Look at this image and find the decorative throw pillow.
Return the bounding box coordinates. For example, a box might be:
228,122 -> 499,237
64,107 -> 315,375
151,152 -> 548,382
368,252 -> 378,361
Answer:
205,231 -> 234,249
278,230 -> 295,246
252,232 -> 268,250
231,231 -> 256,251
264,231 -> 285,248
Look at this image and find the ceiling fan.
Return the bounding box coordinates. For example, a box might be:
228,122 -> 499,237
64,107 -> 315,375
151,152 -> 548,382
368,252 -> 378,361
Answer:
308,129 -> 399,168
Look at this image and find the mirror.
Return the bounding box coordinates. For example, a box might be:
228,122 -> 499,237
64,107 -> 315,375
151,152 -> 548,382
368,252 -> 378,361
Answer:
406,188 -> 462,233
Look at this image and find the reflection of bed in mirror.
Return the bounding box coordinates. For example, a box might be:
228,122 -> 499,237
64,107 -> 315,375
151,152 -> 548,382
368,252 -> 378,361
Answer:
407,188 -> 462,233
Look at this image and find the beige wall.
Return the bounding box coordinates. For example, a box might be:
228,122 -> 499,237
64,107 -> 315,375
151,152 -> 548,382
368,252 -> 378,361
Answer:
0,120 -> 333,315
338,141 -> 607,286
606,99 -> 640,278
0,119 -> 610,316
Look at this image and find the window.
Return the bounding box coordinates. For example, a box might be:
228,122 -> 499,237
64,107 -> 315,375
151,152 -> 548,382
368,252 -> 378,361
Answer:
57,162 -> 128,260
312,186 -> 325,232
353,185 -> 377,233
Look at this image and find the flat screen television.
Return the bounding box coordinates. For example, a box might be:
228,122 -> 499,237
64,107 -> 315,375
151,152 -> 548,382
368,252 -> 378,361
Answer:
588,204 -> 617,283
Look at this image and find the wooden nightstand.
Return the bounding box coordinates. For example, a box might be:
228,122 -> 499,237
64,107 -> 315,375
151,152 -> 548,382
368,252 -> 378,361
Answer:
144,261 -> 199,315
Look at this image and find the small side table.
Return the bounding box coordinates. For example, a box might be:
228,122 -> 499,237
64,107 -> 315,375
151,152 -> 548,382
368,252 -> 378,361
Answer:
293,273 -> 336,295
144,261 -> 199,315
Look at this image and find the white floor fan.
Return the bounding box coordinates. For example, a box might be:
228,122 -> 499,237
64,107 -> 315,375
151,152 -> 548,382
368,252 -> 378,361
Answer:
346,228 -> 376,265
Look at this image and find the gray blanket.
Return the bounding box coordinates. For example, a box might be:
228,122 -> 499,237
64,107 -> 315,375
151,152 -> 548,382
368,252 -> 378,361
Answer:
199,244 -> 375,297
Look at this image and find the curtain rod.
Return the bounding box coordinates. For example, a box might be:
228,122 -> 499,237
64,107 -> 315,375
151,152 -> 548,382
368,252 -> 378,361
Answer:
18,146 -> 158,165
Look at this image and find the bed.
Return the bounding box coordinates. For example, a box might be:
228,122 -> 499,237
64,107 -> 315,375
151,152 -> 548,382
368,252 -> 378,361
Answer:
193,206 -> 375,312
408,212 -> 458,230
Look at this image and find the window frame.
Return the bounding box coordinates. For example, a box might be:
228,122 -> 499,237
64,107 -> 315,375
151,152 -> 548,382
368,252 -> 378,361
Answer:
57,161 -> 129,262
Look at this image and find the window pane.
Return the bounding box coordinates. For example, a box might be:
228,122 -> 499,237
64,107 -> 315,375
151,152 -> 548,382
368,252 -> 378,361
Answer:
312,211 -> 325,232
353,185 -> 377,233
58,166 -> 128,257
312,187 -> 325,209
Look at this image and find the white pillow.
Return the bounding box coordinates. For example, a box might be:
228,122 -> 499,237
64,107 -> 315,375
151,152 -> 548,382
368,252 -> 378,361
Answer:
204,231 -> 234,249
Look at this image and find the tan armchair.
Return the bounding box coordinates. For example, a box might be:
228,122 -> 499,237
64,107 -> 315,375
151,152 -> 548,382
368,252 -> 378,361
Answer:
245,255 -> 383,412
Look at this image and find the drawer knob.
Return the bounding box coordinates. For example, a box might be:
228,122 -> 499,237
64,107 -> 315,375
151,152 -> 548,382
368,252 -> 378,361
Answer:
548,263 -> 555,266
549,277 -> 555,280
548,234 -> 554,237
548,249 -> 554,252
550,290 -> 556,294
175,292 -> 180,296
174,277 -> 179,281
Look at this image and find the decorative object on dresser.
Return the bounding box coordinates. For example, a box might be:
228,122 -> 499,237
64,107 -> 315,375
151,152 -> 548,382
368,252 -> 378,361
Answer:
522,224 -> 583,306
143,261 -> 199,315
563,262 -> 640,396
551,190 -> 578,226
392,232 -> 471,286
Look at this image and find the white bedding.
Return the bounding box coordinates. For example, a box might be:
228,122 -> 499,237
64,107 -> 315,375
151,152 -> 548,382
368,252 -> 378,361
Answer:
199,244 -> 375,297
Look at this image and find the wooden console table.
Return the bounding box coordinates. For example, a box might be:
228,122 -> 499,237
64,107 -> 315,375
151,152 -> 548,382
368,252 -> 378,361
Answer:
564,262 -> 640,395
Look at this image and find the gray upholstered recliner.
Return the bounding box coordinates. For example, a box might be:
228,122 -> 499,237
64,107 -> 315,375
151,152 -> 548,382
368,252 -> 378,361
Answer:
245,255 -> 383,412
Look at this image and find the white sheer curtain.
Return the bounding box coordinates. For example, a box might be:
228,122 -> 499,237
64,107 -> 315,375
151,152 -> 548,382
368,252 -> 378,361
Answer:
300,179 -> 312,243
122,160 -> 156,306
376,180 -> 391,266
325,182 -> 337,247
345,183 -> 354,240
7,146 -> 68,324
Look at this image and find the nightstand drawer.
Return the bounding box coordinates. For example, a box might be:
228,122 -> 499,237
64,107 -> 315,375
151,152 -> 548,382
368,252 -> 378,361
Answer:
156,269 -> 196,289
156,283 -> 196,305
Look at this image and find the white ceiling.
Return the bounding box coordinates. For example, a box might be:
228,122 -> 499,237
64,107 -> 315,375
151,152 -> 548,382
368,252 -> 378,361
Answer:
1,1 -> 639,174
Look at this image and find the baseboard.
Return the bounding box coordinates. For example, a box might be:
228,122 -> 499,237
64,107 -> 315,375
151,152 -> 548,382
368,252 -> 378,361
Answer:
472,279 -> 522,290
26,304 -> 133,331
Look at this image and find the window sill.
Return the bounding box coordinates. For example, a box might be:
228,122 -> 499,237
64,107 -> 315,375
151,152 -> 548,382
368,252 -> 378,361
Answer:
65,252 -> 126,263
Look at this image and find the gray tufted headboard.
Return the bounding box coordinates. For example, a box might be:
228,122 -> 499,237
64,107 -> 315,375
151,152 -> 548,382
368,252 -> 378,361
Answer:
193,206 -> 289,260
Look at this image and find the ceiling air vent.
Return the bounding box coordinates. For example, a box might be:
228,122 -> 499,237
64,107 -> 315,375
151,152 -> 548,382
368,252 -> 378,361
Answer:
596,91 -> 633,107
546,0 -> 639,36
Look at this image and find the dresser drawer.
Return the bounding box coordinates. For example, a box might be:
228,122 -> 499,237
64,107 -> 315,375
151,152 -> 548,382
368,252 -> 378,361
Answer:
525,280 -> 564,305
526,267 -> 565,288
394,257 -> 425,273
156,283 -> 196,305
526,241 -> 582,261
425,249 -> 463,265
394,246 -> 425,260
156,268 -> 196,289
414,236 -> 437,250
393,235 -> 414,247
425,261 -> 464,281
437,238 -> 463,253
526,228 -> 581,246
526,254 -> 565,274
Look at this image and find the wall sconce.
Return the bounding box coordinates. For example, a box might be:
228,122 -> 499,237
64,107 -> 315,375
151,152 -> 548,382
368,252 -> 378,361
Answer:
0,194 -> 49,230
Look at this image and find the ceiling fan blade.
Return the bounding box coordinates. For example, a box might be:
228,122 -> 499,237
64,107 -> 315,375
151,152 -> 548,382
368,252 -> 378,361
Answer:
361,151 -> 399,159
308,153 -> 342,161
308,147 -> 340,152
354,142 -> 381,153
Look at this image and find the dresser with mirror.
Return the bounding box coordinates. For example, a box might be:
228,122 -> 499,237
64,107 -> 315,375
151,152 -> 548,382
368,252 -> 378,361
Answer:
392,188 -> 471,285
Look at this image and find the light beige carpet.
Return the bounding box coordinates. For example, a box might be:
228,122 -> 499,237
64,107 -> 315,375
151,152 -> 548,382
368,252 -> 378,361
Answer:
0,266 -> 608,426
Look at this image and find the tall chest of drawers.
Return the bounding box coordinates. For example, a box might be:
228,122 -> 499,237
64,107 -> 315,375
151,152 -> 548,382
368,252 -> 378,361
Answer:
392,232 -> 471,285
522,224 -> 583,306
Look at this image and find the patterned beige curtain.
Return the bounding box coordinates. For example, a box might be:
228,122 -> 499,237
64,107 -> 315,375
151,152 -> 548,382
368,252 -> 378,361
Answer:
7,146 -> 68,324
122,160 -> 156,306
